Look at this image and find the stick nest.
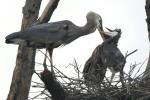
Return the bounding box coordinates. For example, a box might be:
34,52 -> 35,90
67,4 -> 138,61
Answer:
30,58 -> 150,100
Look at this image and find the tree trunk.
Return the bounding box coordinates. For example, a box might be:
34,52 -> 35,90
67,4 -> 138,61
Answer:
7,0 -> 42,100
144,0 -> 150,81
7,0 -> 61,99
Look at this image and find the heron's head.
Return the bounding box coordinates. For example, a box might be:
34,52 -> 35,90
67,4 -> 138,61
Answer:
86,11 -> 102,29
101,27 -> 122,38
114,28 -> 121,33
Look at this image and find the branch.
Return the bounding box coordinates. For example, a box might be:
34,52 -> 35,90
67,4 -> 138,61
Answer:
40,70 -> 67,100
125,49 -> 138,59
7,0 -> 42,100
7,0 -> 61,99
144,0 -> 150,81
37,0 -> 60,24
119,49 -> 137,87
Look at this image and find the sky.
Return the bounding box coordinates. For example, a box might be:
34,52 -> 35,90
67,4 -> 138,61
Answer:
0,0 -> 149,99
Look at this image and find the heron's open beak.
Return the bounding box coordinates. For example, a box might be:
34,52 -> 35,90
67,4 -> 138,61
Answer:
106,32 -> 118,37
96,20 -> 113,40
96,21 -> 106,40
105,27 -> 113,32
97,27 -> 117,37
96,19 -> 118,40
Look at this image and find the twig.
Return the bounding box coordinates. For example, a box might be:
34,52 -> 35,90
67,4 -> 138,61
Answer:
133,58 -> 148,78
30,89 -> 46,99
37,49 -> 51,63
125,49 -> 138,59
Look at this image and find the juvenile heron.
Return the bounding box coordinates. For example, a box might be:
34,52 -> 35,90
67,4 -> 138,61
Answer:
83,27 -> 125,83
83,44 -> 107,84
5,11 -> 102,71
101,28 -> 125,82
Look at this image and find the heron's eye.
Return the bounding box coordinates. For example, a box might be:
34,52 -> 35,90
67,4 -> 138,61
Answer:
63,25 -> 69,30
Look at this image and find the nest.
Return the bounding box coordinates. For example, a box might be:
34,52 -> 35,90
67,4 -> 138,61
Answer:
29,57 -> 150,100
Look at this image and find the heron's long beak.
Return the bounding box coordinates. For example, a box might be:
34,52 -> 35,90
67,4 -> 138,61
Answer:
103,31 -> 118,37
105,27 -> 113,32
96,20 -> 106,40
97,25 -> 117,38
98,27 -> 117,37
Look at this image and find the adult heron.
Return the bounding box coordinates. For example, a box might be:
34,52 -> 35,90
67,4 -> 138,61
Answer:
5,11 -> 102,71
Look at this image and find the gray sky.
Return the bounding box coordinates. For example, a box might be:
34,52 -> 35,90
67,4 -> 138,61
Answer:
0,0 -> 149,99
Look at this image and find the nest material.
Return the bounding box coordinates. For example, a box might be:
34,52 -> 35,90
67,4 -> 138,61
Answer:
30,58 -> 150,100
63,69 -> 150,100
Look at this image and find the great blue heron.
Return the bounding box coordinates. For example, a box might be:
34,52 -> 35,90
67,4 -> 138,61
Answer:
83,27 -> 125,83
101,28 -> 125,82
83,44 -> 107,84
5,11 -> 102,71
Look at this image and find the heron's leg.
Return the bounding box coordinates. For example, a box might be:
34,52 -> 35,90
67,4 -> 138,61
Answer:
50,49 -> 54,72
47,47 -> 54,75
43,49 -> 48,70
110,72 -> 115,83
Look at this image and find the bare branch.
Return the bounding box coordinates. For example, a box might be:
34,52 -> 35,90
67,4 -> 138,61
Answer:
125,49 -> 138,59
38,0 -> 60,24
40,70 -> 67,100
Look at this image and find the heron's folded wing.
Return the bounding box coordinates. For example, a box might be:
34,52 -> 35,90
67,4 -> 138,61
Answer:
19,23 -> 67,44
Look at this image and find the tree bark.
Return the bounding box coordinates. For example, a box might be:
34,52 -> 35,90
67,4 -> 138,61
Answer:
7,0 -> 61,99
144,0 -> 150,81
7,0 -> 42,100
41,70 -> 67,100
37,0 -> 60,24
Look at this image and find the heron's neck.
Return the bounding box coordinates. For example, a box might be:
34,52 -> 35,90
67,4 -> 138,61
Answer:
81,21 -> 96,35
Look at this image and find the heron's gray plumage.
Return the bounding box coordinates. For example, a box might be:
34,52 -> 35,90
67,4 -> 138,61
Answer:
101,39 -> 125,73
6,12 -> 102,49
6,21 -> 76,46
101,36 -> 125,82
83,45 -> 107,83
5,11 -> 102,74
83,28 -> 125,84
